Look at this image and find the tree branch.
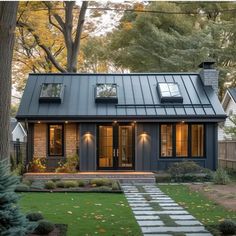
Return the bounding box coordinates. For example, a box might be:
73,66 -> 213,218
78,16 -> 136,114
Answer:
17,21 -> 67,72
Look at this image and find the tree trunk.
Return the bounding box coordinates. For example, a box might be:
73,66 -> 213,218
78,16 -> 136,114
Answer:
0,2 -> 19,161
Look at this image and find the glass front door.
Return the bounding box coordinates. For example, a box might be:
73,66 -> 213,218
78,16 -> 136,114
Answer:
98,124 -> 134,170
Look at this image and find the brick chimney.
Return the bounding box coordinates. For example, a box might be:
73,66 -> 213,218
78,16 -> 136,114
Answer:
199,59 -> 219,95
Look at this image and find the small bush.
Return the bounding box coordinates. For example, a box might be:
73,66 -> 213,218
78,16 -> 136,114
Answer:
29,157 -> 46,173
213,168 -> 230,185
55,154 -> 79,173
56,180 -> 65,188
90,178 -> 111,187
22,179 -> 33,186
26,212 -> 44,222
78,180 -> 85,187
64,180 -> 78,188
15,184 -> 30,192
111,182 -> 120,190
219,220 -> 236,235
97,186 -> 111,191
155,174 -> 172,183
168,161 -> 204,182
44,181 -> 56,189
35,220 -> 55,234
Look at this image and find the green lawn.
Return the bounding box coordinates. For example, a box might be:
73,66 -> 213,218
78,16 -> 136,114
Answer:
159,184 -> 236,234
19,192 -> 141,236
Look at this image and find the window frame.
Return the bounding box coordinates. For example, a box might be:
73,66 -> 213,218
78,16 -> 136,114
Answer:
48,123 -> 64,157
95,83 -> 118,103
157,82 -> 183,103
39,83 -> 64,103
159,123 -> 206,159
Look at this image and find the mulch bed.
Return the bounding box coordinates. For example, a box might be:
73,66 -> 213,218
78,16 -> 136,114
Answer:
28,224 -> 67,236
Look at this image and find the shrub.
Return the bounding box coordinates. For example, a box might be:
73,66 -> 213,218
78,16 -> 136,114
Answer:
56,180 -> 65,188
155,173 -> 172,183
90,178 -> 111,187
168,161 -> 204,182
219,220 -> 236,235
111,182 -> 120,190
29,157 -> 46,173
97,186 -> 111,191
64,180 -> 78,188
55,154 -> 79,173
26,213 -> 44,222
35,220 -> 55,234
15,183 -> 30,192
78,180 -> 85,187
22,179 -> 33,186
213,168 -> 230,185
44,181 -> 56,189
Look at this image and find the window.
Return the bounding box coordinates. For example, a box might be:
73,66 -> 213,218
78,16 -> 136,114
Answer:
176,123 -> 188,157
161,124 -> 173,157
160,123 -> 205,158
157,82 -> 183,103
39,83 -> 64,103
49,124 -> 63,156
95,84 -> 118,103
191,124 -> 204,157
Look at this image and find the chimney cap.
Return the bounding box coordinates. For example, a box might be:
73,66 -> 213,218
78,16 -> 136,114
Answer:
198,59 -> 216,69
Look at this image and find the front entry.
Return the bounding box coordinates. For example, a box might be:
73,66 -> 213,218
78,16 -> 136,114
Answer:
97,124 -> 134,170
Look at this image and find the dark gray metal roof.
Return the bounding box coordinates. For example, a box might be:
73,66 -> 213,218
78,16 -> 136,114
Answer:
16,73 -> 226,121
228,88 -> 236,103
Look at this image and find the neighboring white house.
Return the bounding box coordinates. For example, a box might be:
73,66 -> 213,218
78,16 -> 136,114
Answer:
218,88 -> 236,140
10,117 -> 27,142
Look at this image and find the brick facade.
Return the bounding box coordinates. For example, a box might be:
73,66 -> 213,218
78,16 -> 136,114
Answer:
34,123 -> 47,158
65,123 -> 78,157
33,123 -> 79,159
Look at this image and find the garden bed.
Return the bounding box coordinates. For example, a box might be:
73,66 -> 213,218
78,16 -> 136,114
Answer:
16,178 -> 123,193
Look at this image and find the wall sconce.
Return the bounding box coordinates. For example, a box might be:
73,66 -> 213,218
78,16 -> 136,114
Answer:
85,132 -> 91,142
37,121 -> 41,124
140,131 -> 148,141
113,120 -> 117,124
65,121 -> 68,124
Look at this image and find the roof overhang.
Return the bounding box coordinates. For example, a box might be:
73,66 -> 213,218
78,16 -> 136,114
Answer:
16,114 -> 227,123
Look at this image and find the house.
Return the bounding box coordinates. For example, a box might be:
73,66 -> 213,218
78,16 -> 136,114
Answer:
16,61 -> 226,172
10,117 -> 27,142
218,88 -> 236,140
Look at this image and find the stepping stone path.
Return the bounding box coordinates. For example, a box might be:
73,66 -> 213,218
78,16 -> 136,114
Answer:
121,183 -> 212,236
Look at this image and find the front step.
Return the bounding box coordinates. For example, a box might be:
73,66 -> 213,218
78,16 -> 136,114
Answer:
23,172 -> 156,183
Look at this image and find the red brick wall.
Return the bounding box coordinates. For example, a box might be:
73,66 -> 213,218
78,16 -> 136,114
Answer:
33,123 -> 79,158
33,123 -> 47,158
65,123 -> 78,157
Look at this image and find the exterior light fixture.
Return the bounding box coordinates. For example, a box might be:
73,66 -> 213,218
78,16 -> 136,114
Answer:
37,121 -> 41,124
114,120 -> 117,124
65,121 -> 68,124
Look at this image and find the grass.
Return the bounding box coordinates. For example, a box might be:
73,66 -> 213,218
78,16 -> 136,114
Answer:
159,184 -> 236,235
19,192 -> 142,236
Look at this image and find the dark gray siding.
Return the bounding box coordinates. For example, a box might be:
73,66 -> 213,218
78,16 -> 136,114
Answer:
136,123 -> 218,171
136,123 -> 159,171
79,123 -> 97,171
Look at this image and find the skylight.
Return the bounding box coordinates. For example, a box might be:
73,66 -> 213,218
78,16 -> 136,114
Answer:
95,83 -> 118,103
39,83 -> 64,103
157,82 -> 183,103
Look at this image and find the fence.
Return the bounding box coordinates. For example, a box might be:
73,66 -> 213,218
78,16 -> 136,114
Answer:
10,139 -> 27,167
218,141 -> 236,170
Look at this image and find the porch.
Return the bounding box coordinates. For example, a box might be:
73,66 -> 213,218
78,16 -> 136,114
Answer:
23,171 -> 156,183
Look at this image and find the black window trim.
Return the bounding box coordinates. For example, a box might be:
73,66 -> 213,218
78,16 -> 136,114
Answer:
159,123 -> 206,159
95,83 -> 118,104
48,123 -> 64,157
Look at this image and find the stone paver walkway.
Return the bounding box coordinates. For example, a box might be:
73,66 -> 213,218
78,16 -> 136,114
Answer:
121,183 -> 212,236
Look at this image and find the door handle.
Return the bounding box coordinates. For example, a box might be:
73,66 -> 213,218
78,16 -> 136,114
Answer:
113,149 -> 116,157
116,149 -> 119,157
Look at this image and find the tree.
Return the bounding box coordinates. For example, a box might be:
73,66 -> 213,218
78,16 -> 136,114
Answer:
0,2 -> 19,161
17,1 -> 88,73
0,160 -> 35,235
